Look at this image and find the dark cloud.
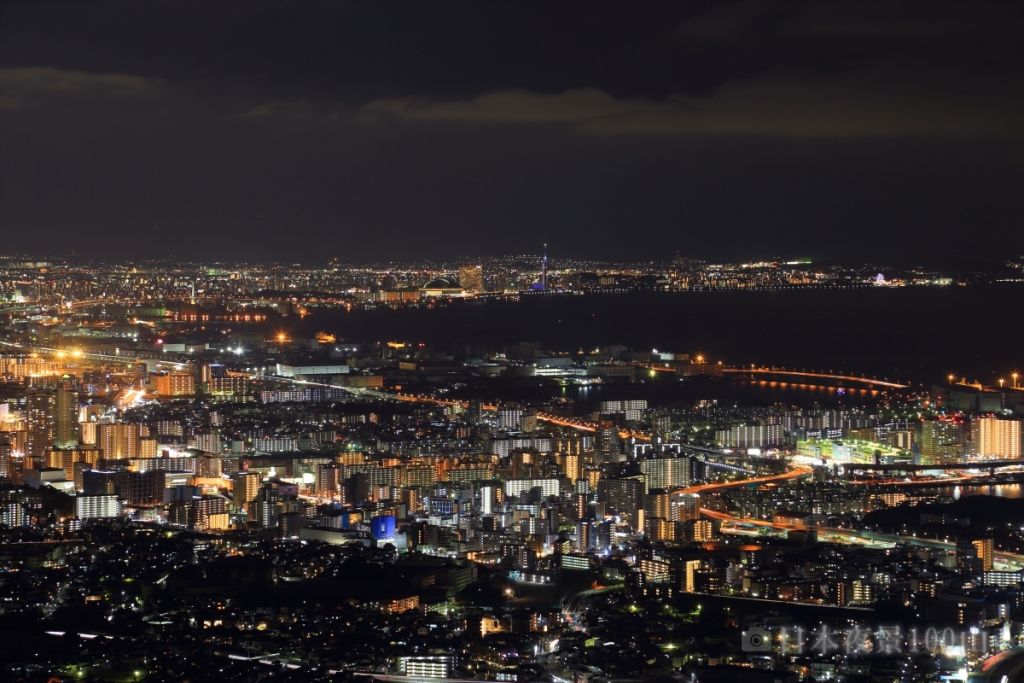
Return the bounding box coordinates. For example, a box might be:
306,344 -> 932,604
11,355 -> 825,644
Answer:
0,0 -> 1022,264
356,76 -> 1022,139
0,66 -> 157,109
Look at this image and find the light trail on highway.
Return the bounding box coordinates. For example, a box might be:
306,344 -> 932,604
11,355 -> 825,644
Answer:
0,338 -> 185,369
679,464 -> 814,496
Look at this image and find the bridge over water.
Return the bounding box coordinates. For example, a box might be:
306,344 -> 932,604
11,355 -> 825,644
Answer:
722,367 -> 908,389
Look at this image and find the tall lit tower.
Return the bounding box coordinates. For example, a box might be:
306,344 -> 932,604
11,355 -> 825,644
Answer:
54,382 -> 80,450
541,243 -> 548,291
25,388 -> 55,462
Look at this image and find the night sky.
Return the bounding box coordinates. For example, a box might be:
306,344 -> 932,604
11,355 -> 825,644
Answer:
1,1 -> 1022,264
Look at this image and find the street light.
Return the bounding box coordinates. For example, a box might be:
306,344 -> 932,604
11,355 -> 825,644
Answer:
1013,372 -> 1020,389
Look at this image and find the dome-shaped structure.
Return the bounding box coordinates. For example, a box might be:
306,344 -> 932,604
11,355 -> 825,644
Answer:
421,277 -> 454,290
420,277 -> 464,297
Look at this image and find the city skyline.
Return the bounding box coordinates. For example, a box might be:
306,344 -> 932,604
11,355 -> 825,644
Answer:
4,3 -> 1024,681
1,249 -> 1023,271
1,275 -> 1024,680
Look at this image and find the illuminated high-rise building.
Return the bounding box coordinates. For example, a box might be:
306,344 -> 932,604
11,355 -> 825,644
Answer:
155,372 -> 195,396
644,489 -> 671,520
0,437 -> 18,480
957,538 -> 983,576
44,447 -> 101,480
76,494 -> 120,520
692,519 -> 714,543
646,517 -> 677,543
971,416 -> 1022,460
715,424 -> 785,449
639,456 -> 692,491
96,423 -> 147,459
498,404 -> 524,431
233,471 -> 262,511
918,418 -> 963,465
560,452 -> 582,484
458,264 -> 484,294
595,421 -> 621,463
479,484 -> 498,514
510,449 -> 535,479
972,538 -> 995,572
189,430 -> 222,454
79,420 -> 97,446
576,520 -> 592,552
54,383 -> 80,450
25,388 -> 55,461
673,493 -> 701,522
401,465 -> 436,487
599,477 -> 643,527
684,559 -> 701,593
